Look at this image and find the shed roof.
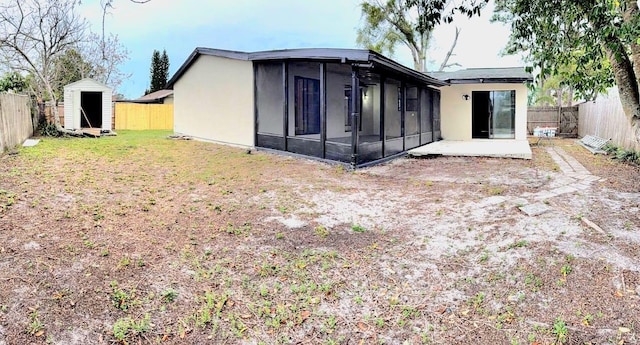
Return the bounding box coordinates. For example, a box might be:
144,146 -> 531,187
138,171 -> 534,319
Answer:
427,67 -> 533,84
63,78 -> 112,90
166,47 -> 447,89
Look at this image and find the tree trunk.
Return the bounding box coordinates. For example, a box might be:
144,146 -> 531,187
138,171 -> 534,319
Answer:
43,81 -> 83,136
604,45 -> 640,141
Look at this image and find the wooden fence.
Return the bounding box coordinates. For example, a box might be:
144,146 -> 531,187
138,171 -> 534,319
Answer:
578,88 -> 640,151
114,103 -> 173,130
527,106 -> 579,137
0,93 -> 32,152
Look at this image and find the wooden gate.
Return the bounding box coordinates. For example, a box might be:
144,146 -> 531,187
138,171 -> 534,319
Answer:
559,106 -> 578,137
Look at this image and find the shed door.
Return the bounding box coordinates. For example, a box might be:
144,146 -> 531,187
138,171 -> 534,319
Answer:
80,91 -> 103,128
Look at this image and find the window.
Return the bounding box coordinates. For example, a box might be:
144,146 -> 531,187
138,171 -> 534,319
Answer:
344,85 -> 362,132
294,76 -> 320,135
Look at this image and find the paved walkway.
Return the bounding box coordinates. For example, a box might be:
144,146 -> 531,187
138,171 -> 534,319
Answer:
476,146 -> 601,214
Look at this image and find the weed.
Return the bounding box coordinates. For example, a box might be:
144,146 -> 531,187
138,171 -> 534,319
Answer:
560,264 -> 572,277
470,292 -> 485,309
314,225 -> 330,238
552,317 -> 568,343
26,309 -> 44,336
524,273 -> 543,290
224,222 -> 251,236
508,240 -> 528,249
351,224 -> 366,233
488,187 -> 504,195
276,232 -> 284,240
161,289 -> 178,303
375,318 -> 385,328
117,256 -> 131,269
478,250 -> 490,263
194,291 -> 227,328
112,313 -> 151,341
110,281 -> 132,311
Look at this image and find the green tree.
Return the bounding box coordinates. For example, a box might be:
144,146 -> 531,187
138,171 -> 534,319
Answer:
0,72 -> 27,93
51,49 -> 93,99
493,0 -> 640,139
148,49 -> 169,94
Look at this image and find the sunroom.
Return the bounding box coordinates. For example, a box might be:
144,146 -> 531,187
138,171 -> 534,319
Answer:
252,49 -> 446,167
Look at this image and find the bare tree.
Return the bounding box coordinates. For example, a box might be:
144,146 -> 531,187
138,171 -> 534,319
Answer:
357,0 -> 466,72
0,0 -> 87,132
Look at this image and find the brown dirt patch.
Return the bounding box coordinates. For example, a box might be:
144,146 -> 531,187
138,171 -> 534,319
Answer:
0,132 -> 638,344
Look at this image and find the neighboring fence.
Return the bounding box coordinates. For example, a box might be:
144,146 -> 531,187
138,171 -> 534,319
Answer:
0,93 -> 32,152
44,102 -> 65,126
527,106 -> 579,137
114,103 -> 173,130
578,88 -> 640,151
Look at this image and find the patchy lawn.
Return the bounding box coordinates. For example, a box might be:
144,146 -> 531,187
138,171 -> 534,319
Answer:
0,131 -> 638,345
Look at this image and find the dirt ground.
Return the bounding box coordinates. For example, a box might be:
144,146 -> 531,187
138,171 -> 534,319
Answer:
0,131 -> 638,345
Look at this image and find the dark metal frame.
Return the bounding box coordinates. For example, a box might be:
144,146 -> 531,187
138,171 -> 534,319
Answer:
253,57 -> 443,168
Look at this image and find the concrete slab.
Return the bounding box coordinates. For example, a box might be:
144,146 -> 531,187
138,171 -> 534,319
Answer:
519,203 -> 551,216
408,140 -> 532,160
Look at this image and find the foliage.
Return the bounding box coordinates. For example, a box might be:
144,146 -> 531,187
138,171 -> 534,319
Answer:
493,0 -> 640,131
148,49 -> 169,94
37,122 -> 62,137
357,0 -> 483,71
0,72 -> 27,93
603,143 -> 640,165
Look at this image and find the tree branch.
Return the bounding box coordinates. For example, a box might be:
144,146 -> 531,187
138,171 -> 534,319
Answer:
438,26 -> 460,71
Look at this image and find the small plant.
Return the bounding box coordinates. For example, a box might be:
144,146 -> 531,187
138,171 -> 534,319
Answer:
161,288 -> 178,303
560,264 -> 572,277
470,292 -> 485,308
508,240 -> 528,249
26,309 -> 44,336
552,317 -> 568,343
113,314 -> 151,342
110,281 -> 132,311
478,251 -> 489,263
488,187 -> 504,195
275,232 -> 284,240
314,225 -> 330,238
351,224 -> 366,233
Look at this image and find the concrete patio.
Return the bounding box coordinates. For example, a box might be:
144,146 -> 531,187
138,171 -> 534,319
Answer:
408,139 -> 532,159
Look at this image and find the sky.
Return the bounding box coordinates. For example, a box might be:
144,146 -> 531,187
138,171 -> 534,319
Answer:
78,0 -> 523,98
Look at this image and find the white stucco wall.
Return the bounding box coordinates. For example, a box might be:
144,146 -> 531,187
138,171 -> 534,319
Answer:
440,83 -> 528,141
173,55 -> 254,147
63,78 -> 112,130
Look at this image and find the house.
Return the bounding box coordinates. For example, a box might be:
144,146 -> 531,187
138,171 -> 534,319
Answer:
167,48 -> 532,166
63,78 -> 113,131
428,68 -> 532,141
124,89 -> 174,104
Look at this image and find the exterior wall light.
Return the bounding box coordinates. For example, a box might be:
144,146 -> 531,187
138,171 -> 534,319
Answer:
462,94 -> 470,100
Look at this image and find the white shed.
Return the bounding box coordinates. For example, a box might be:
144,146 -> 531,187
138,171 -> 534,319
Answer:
63,78 -> 113,131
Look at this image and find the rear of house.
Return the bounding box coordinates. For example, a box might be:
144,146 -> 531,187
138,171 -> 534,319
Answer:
167,48 -> 446,167
168,48 -> 532,166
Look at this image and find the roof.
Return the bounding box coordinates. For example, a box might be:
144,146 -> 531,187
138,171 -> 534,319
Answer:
427,67 -> 533,84
63,78 -> 112,90
166,47 -> 447,89
135,89 -> 173,102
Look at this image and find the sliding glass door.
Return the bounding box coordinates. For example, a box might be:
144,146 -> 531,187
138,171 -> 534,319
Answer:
472,90 -> 515,139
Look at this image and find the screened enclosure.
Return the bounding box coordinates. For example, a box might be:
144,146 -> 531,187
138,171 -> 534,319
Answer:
254,58 -> 442,167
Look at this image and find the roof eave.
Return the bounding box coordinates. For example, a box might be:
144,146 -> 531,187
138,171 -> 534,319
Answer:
446,78 -> 532,84
369,53 -> 448,87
